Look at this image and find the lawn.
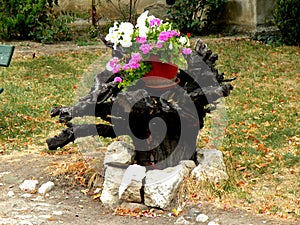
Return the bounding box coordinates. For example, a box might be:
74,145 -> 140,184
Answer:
0,38 -> 299,220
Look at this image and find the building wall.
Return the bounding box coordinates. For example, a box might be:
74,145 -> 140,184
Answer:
137,0 -> 275,33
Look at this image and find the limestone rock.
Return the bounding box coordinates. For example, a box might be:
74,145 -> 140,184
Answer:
104,141 -> 135,165
38,181 -> 54,194
175,216 -> 193,225
191,164 -> 228,183
196,213 -> 209,223
179,160 -> 197,172
119,165 -> 146,203
196,149 -> 226,171
144,162 -> 194,209
19,180 -> 39,192
100,165 -> 127,206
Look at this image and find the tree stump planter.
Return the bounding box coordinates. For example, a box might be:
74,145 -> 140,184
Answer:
46,39 -> 235,169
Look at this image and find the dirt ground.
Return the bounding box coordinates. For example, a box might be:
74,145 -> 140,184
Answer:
0,151 -> 298,225
0,41 -> 299,224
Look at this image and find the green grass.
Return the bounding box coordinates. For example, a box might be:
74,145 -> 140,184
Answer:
0,51 -> 105,151
202,38 -> 300,220
0,38 -> 299,220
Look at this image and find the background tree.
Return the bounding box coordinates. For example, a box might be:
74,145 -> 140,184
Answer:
274,0 -> 300,45
0,0 -> 73,43
167,0 -> 227,35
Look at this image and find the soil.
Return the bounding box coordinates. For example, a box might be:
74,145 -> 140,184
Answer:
0,41 -> 299,225
0,151 -> 298,225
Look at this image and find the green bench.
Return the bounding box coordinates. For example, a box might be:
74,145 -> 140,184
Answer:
0,44 -> 15,94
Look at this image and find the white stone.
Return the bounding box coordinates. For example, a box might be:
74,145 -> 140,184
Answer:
208,222 -> 220,225
104,141 -> 135,165
174,216 -> 191,224
19,220 -> 33,225
38,181 -> 55,194
119,164 -> 146,202
20,193 -> 32,198
52,210 -> 63,215
196,149 -> 226,171
100,165 -> 127,206
7,190 -> 14,197
19,180 -> 39,192
191,164 -> 228,183
196,213 -> 209,223
144,163 -> 193,209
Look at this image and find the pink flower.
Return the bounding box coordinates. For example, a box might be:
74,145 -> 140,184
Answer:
122,64 -> 131,70
155,42 -> 163,49
109,57 -> 119,67
131,52 -> 142,62
129,59 -> 140,69
114,76 -> 122,83
182,47 -> 192,55
113,64 -> 121,73
170,30 -> 180,37
139,44 -> 152,54
136,36 -> 147,44
149,18 -> 162,27
158,31 -> 170,42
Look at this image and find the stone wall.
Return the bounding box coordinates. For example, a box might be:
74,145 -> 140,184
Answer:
137,0 -> 276,33
216,0 -> 276,32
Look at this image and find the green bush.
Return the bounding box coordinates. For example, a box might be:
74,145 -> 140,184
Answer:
0,0 -> 74,43
274,0 -> 300,45
167,0 -> 227,35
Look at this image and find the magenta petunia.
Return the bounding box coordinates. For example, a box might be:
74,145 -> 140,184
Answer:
109,57 -> 119,67
112,64 -> 121,73
122,63 -> 131,71
149,18 -> 162,27
113,76 -> 123,83
170,30 -> 180,37
131,52 -> 142,62
182,47 -> 192,55
136,36 -> 147,44
155,42 -> 163,49
139,44 -> 152,54
158,31 -> 170,42
129,59 -> 140,69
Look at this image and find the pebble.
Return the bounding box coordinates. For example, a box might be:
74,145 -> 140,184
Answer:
196,213 -> 209,223
19,180 -> 39,192
19,220 -> 33,225
21,193 -> 33,198
53,210 -> 63,215
38,181 -> 55,194
208,222 -> 220,225
7,190 -> 15,197
175,216 -> 192,224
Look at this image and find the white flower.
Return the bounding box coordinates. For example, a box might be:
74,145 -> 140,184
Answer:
120,36 -> 133,48
138,26 -> 149,38
136,10 -> 149,28
179,36 -> 187,45
169,42 -> 173,50
119,22 -> 134,36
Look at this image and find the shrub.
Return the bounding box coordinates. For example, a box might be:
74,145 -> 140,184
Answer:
0,0 -> 74,43
167,0 -> 227,35
274,0 -> 300,45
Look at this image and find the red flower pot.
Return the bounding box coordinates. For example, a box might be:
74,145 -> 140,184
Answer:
142,55 -> 179,89
144,55 -> 178,80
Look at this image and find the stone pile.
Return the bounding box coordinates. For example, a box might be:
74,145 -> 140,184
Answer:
100,141 -> 228,209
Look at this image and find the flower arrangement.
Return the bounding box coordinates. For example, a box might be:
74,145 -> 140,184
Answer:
105,10 -> 192,88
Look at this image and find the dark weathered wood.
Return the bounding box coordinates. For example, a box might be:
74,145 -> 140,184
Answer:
47,39 -> 234,168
